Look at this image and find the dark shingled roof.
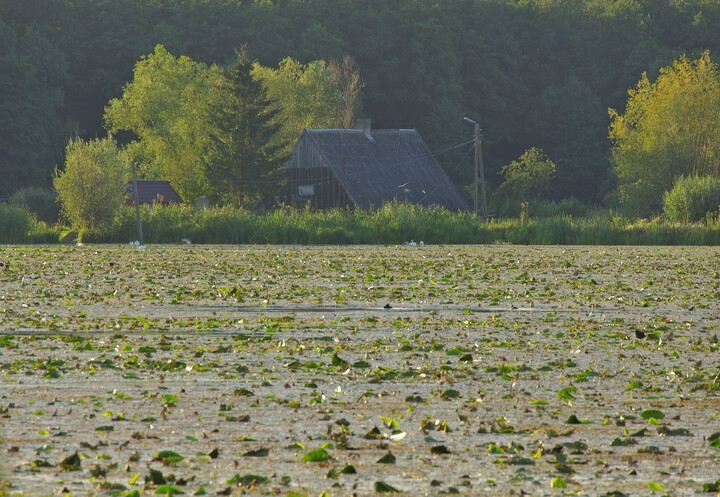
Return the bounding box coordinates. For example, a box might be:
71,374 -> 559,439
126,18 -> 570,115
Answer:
126,180 -> 183,204
288,129 -> 468,211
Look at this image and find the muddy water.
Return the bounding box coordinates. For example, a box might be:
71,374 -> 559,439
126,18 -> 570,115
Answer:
1,245 -> 720,496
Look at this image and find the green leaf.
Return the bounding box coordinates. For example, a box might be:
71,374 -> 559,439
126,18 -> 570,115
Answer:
551,477 -> 567,488
565,414 -> 582,424
440,389 -> 461,399
610,437 -> 637,446
153,450 -> 183,464
301,448 -> 330,463
647,482 -> 663,491
340,464 -> 357,474
155,485 -> 183,495
626,380 -> 643,390
557,387 -> 576,400
242,448 -> 269,457
530,399 -> 548,405
374,481 -> 401,493
377,452 -> 396,464
59,452 -> 81,471
640,409 -> 664,420
226,473 -> 269,486
380,415 -> 399,429
148,468 -> 167,485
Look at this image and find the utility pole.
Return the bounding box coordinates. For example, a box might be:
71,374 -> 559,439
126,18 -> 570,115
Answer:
464,117 -> 488,218
130,161 -> 145,247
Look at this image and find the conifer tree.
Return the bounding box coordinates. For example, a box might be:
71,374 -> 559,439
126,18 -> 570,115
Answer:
203,46 -> 288,207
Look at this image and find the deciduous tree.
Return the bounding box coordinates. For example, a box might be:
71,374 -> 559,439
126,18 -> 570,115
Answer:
53,137 -> 128,236
609,51 -> 720,214
104,45 -> 221,203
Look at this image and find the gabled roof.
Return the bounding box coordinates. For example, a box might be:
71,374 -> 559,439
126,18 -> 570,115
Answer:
126,180 -> 183,204
289,129 -> 468,211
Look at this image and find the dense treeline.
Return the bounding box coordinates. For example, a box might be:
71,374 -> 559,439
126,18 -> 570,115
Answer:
3,0 -> 720,204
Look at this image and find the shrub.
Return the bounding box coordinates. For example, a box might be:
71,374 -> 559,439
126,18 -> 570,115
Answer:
54,137 -> 129,238
0,202 -> 34,242
663,175 -> 720,223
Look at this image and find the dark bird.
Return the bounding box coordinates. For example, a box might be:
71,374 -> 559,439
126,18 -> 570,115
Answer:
634,329 -> 646,339
384,303 -> 392,309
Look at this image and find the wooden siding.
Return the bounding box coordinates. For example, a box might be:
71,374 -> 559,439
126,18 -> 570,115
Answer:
284,129 -> 468,212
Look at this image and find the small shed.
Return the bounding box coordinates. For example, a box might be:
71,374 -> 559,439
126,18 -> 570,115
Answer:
126,180 -> 183,204
285,121 -> 468,211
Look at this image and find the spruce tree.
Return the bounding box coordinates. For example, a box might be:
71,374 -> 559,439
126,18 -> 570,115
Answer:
203,46 -> 287,207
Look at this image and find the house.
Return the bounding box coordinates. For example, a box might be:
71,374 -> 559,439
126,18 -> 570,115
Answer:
126,180 -> 183,204
284,120 -> 468,211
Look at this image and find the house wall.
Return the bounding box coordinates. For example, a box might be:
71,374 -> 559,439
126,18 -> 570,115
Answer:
286,166 -> 349,209
286,133 -> 351,209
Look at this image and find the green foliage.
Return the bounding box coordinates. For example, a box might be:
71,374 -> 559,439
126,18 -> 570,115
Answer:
9,187 -> 60,225
73,201 -> 720,246
0,19 -> 70,197
610,51 -> 720,215
496,148 -> 557,216
203,47 -> 288,207
0,202 -> 34,242
53,137 -> 129,237
252,57 -> 344,156
10,0 -> 720,205
104,45 -> 221,203
663,175 -> 720,223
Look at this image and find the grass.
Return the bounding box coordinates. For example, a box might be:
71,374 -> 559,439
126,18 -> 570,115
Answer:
5,200 -> 720,245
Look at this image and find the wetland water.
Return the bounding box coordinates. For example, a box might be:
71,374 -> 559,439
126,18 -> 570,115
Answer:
1,244 -> 720,496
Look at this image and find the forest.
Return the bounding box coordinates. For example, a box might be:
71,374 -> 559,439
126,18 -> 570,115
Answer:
3,0 -> 720,211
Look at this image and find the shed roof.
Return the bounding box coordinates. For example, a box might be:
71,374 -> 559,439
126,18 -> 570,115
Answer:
289,129 -> 468,211
126,180 -> 183,204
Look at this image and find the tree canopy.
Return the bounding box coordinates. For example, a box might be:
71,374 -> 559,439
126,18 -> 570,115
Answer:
104,45 -> 221,203
203,47 -> 288,207
6,0 -> 720,209
609,51 -> 720,214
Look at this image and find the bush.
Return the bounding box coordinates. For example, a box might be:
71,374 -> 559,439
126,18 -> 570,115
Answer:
54,137 -> 129,238
0,202 -> 34,242
663,175 -> 720,223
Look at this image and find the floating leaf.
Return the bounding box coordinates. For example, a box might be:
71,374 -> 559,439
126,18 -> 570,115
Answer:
226,474 -> 269,486
640,409 -> 664,420
565,414 -> 582,425
430,445 -> 451,455
440,389 -> 461,399
302,448 -> 330,463
59,452 -> 81,471
364,427 -> 384,440
657,426 -> 692,437
154,450 -> 183,464
374,481 -> 400,493
243,448 -> 269,457
155,485 -> 183,495
610,438 -> 637,446
551,477 -> 567,488
340,464 -> 356,474
148,468 -> 166,485
377,452 -> 396,464
557,387 -> 576,400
